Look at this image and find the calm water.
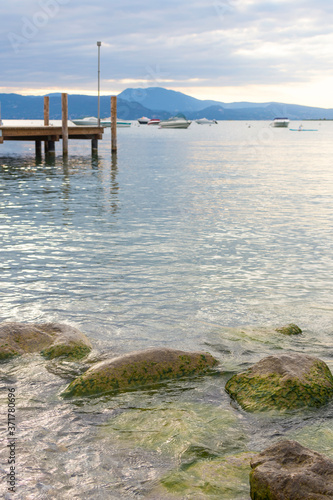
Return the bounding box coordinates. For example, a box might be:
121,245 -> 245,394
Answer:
0,120 -> 333,498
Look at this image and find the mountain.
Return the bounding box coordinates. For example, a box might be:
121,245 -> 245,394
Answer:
118,87 -> 223,113
118,87 -> 333,120
1,88 -> 333,120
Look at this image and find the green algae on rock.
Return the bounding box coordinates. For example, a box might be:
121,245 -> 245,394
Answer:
100,402 -> 246,461
225,353 -> 333,412
275,323 -> 302,335
62,348 -> 218,398
0,322 -> 92,361
154,453 -> 254,499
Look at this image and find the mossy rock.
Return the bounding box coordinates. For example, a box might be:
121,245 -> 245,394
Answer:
275,323 -> 302,335
225,353 -> 333,412
250,440 -> 333,499
100,402 -> 246,460
0,322 -> 92,361
62,348 -> 218,398
153,453 -> 254,499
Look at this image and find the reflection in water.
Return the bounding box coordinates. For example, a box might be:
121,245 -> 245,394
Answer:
0,123 -> 333,499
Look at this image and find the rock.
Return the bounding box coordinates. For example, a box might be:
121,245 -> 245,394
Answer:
225,353 -> 333,411
275,323 -> 302,335
0,322 -> 92,360
61,348 -> 218,397
250,440 -> 333,499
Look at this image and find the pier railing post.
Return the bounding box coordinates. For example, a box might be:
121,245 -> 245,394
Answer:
62,93 -> 68,156
44,96 -> 49,154
111,96 -> 117,152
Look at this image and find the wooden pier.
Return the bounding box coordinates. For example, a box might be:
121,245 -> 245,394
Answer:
0,93 -> 117,155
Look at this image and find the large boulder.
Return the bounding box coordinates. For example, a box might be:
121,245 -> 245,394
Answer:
0,322 -> 92,360
250,440 -> 333,499
62,348 -> 218,397
225,353 -> 333,411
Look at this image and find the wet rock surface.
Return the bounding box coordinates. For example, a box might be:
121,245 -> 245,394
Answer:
225,353 -> 333,411
0,322 -> 92,360
62,347 -> 218,397
250,440 -> 333,499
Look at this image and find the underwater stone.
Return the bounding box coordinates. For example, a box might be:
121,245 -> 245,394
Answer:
61,347 -> 218,397
275,323 -> 302,335
0,322 -> 92,360
250,440 -> 333,499
225,353 -> 333,412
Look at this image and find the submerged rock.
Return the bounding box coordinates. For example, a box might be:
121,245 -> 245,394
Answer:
225,353 -> 333,411
0,322 -> 92,360
62,348 -> 218,397
250,440 -> 333,499
275,323 -> 302,335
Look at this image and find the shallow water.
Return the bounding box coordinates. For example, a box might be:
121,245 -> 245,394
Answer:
0,120 -> 333,498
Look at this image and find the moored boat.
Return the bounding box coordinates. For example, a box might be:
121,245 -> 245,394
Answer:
195,118 -> 218,125
71,117 -> 131,127
138,116 -> 150,124
147,118 -> 161,125
159,114 -> 191,129
271,117 -> 290,128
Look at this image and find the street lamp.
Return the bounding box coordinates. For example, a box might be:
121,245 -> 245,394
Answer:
97,41 -> 101,127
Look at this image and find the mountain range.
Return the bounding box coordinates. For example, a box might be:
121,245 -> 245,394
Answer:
1,87 -> 333,121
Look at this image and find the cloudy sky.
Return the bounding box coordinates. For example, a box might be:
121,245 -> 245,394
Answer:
1,0 -> 333,107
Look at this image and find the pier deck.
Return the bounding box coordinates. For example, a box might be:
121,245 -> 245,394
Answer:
0,125 -> 104,144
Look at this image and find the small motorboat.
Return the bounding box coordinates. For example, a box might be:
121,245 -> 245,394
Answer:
271,117 -> 290,128
71,117 -> 130,127
137,116 -> 150,124
159,114 -> 191,129
147,118 -> 161,125
195,118 -> 218,125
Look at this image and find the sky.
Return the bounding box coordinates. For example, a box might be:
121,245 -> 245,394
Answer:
1,0 -> 333,107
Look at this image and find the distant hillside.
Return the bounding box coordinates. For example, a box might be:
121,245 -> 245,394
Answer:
0,93 -> 170,121
1,88 -> 333,120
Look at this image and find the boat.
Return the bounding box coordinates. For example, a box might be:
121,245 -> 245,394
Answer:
159,114 -> 191,129
195,118 -> 218,125
271,117 -> 290,128
147,119 -> 161,125
116,120 -> 131,128
137,116 -> 150,124
71,117 -> 100,126
71,117 -> 131,127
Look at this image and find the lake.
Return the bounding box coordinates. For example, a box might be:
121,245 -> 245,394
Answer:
1,120 -> 333,498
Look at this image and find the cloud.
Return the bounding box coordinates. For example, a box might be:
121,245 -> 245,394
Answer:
1,0 -> 333,105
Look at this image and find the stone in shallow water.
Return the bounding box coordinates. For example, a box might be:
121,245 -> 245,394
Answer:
250,440 -> 333,500
62,348 -> 218,397
275,323 -> 302,335
0,322 -> 92,360
225,353 -> 333,411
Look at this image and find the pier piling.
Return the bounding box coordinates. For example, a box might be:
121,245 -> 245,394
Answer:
61,93 -> 68,156
111,96 -> 117,152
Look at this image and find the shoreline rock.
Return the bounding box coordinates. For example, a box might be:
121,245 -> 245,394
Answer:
62,347 -> 218,398
250,440 -> 333,499
225,353 -> 333,411
0,322 -> 92,360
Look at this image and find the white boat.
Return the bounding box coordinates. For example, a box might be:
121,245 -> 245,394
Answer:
138,116 -> 150,124
271,117 -> 290,128
71,117 -> 100,126
195,118 -> 218,125
147,118 -> 161,125
71,117 -> 131,127
159,114 -> 191,129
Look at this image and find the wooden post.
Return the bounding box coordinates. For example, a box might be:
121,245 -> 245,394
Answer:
35,140 -> 42,156
44,96 -> 49,154
61,93 -> 68,156
111,96 -> 117,152
91,137 -> 98,153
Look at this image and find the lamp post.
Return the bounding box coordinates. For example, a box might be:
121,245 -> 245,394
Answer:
97,41 -> 101,127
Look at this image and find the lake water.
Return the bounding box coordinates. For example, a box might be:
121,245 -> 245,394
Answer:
1,120 -> 333,499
